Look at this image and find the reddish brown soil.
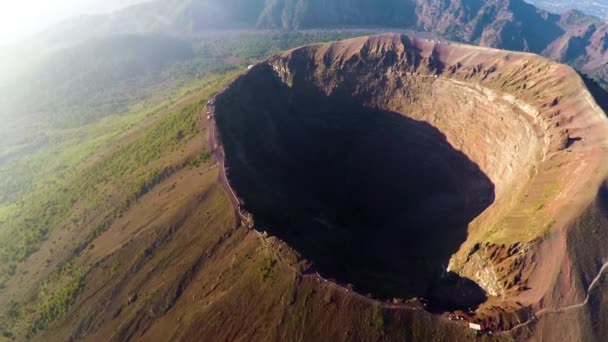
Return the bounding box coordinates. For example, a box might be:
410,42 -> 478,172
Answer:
214,33 -> 608,338
5,34 -> 608,342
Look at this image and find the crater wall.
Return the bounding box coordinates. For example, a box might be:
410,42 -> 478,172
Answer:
215,34 -> 608,329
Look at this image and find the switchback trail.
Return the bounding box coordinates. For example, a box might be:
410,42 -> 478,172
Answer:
504,259 -> 608,334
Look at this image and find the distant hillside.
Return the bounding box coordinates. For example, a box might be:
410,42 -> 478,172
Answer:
256,0 -> 608,86
14,0 -> 607,88
21,0 -> 267,51
0,35 -> 195,127
526,0 -> 608,20
3,0 -> 607,123
0,31 -> 369,131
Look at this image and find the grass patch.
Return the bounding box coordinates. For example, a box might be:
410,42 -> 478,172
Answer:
368,304 -> 384,331
27,268 -> 86,338
260,255 -> 277,282
0,32 -> 375,288
0,72 -> 239,287
484,179 -> 562,244
185,151 -> 212,168
0,32 -> 380,339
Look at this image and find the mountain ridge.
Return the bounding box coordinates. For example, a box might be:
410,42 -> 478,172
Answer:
13,0 -> 607,88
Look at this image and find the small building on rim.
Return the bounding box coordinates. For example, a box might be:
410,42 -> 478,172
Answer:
468,322 -> 483,331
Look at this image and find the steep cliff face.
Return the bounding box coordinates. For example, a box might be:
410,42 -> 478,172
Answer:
215,34 -> 608,334
256,0 -> 608,87
12,33 -> 608,342
257,0 -> 417,29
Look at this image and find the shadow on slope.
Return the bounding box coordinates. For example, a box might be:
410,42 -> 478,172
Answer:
216,64 -> 494,312
580,72 -> 608,114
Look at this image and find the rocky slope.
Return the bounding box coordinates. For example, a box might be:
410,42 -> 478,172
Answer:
4,32 -> 607,342
1,61 -> 478,342
214,33 -> 608,339
526,0 -> 608,20
258,0 -> 608,87
14,0 -> 608,87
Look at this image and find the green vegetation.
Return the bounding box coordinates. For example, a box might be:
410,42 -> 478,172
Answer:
368,304 -> 384,331
0,72 -> 237,287
108,260 -> 120,276
0,76 -> 216,206
1,35 -> 198,127
0,31 -> 375,339
185,152 -> 212,168
192,31 -> 373,64
94,97 -> 202,206
260,255 -> 277,281
27,269 -> 86,338
1,31 -> 371,132
484,180 -> 561,244
1,262 -> 86,340
0,32 -> 372,288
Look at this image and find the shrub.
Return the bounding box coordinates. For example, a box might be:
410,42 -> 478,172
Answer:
260,256 -> 277,281
185,151 -> 212,168
27,271 -> 85,337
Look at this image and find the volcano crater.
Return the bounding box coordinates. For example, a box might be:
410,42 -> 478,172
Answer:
213,34 -> 608,314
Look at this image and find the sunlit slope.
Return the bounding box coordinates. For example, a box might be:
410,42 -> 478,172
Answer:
0,32 -> 374,341
2,32 -> 608,341
215,33 -> 608,337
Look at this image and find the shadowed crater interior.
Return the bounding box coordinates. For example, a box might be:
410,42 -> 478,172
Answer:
216,64 -> 495,311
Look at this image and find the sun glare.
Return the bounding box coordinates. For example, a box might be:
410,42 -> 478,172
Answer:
0,0 -> 133,46
0,1 -> 74,45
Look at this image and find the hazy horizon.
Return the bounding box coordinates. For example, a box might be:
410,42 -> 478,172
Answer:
0,0 -> 151,46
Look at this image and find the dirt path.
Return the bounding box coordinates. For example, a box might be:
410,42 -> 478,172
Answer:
503,259 -> 608,334
302,271 -> 426,310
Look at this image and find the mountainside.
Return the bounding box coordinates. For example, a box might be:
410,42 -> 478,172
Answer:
526,0 -> 608,20
0,31 -> 376,341
0,35 -> 195,127
214,33 -> 608,340
22,0 -> 267,51
23,0 -> 607,88
257,0 -> 608,86
2,1 -> 608,340
1,33 -> 604,341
